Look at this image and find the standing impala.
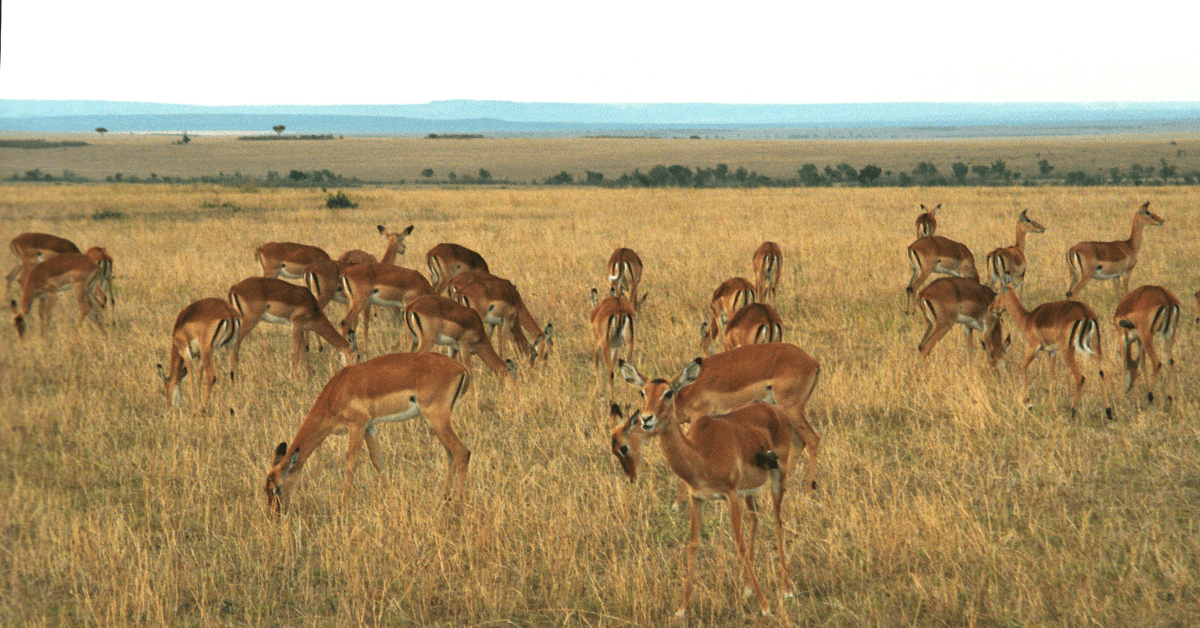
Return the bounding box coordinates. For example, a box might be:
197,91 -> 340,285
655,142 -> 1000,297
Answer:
227,277 -> 355,372
613,342 -> 821,495
338,262 -> 434,342
609,401 -> 794,618
915,203 -> 940,238
751,241 -> 782,303
7,232 -> 80,294
449,271 -> 553,366
985,209 -> 1046,292
906,234 -> 978,313
589,288 -> 635,400
916,277 -> 1007,368
426,242 -> 489,295
708,302 -> 784,353
1065,201 -> 1164,299
264,352 -> 472,514
403,294 -> 517,385
990,287 -> 1113,419
375,224 -> 414,264
607,247 -> 645,309
700,277 -> 756,352
11,251 -> 106,338
156,298 -> 241,408
1112,285 -> 1180,407
255,241 -> 331,280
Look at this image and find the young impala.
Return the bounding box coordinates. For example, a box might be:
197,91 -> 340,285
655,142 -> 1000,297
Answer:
985,209 -> 1046,293
227,277 -> 355,372
156,297 -> 241,408
1112,285 -> 1180,407
589,288 -> 635,400
990,287 -> 1113,419
916,277 -> 1008,368
609,401 -> 794,617
607,247 -> 645,310
1065,201 -> 1164,299
426,242 -> 489,295
6,231 -> 80,294
751,241 -> 782,304
700,277 -> 756,353
11,251 -> 106,338
264,352 -> 472,514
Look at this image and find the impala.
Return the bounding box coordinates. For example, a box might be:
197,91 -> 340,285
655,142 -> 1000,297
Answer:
375,224 -> 414,264
255,241 -> 331,280
426,242 -> 489,295
264,351 -> 472,514
156,297 -> 241,408
337,249 -> 376,265
589,288 -> 635,400
338,262 -> 434,342
607,247 -> 645,309
1065,201 -> 1164,299
710,302 -> 784,353
84,246 -> 115,313
990,287 -> 1113,419
403,294 -> 517,384
11,251 -> 105,338
916,277 -> 1008,368
448,271 -> 553,366
227,277 -> 355,372
614,342 -> 821,495
751,241 -> 782,303
1112,285 -> 1180,407
609,402 -> 794,617
700,277 -> 756,352
906,235 -> 978,312
6,232 -> 80,294
985,209 -> 1046,292
915,203 -> 940,238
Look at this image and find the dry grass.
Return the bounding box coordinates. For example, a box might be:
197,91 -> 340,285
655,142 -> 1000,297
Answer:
2,183 -> 1199,627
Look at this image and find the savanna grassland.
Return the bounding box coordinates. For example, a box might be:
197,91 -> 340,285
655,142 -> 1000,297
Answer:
2,181 -> 1199,628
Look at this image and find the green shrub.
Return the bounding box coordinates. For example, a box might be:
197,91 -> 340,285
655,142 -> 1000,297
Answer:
326,190 -> 357,208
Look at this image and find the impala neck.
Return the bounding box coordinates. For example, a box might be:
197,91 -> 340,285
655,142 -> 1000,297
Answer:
1000,291 -> 1033,329
1128,212 -> 1147,252
655,409 -> 706,490
1014,223 -> 1027,252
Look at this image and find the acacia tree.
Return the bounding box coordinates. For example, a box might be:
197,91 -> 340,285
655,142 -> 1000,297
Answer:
272,124 -> 286,136
95,127 -> 108,135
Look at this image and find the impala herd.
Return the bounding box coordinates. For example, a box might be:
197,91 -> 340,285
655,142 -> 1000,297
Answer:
6,199 -> 1192,618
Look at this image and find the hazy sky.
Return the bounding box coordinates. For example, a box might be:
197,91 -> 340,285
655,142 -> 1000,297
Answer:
4,0 -> 1198,105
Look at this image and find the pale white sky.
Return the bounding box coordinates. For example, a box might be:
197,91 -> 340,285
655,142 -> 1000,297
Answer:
3,0 -> 1198,105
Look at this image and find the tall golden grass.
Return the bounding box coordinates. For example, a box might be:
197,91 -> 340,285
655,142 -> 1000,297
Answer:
2,183 -> 1198,626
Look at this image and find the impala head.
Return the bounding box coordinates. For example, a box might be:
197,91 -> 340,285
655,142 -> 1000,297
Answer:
618,357 -> 702,426
989,286 -> 1019,315
1136,202 -> 1165,227
264,441 -> 300,515
378,224 -> 415,255
980,313 -> 1012,368
12,299 -> 27,338
609,403 -> 652,482
1018,209 -> 1046,233
531,324 -> 553,364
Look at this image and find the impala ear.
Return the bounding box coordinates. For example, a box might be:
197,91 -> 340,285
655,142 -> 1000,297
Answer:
619,360 -> 646,387
272,442 -> 288,465
402,224 -> 414,236
377,224 -> 386,234
676,357 -> 703,389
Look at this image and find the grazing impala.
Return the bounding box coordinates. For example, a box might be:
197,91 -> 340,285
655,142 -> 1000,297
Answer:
613,342 -> 821,495
916,277 -> 1008,368
990,287 -> 1113,419
1112,285 -> 1180,407
403,294 -> 517,384
338,262 -> 434,341
426,243 -> 489,295
752,241 -> 782,303
609,402 -> 794,618
11,251 -> 106,338
7,232 -> 80,294
915,203 -> 940,238
589,288 -> 635,400
264,352 -> 472,514
1065,201 -> 1164,299
709,302 -> 784,353
84,246 -> 115,313
985,209 -> 1046,293
700,277 -> 756,352
607,247 -> 645,309
906,235 -> 978,312
449,271 -> 553,366
156,298 -> 241,408
227,277 -> 355,372
255,241 -> 331,280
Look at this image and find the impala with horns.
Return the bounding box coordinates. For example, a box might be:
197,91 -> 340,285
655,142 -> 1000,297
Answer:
157,298 -> 241,408
7,232 -> 80,294
1065,201 -> 1164,299
607,247 -> 646,309
613,342 -> 820,495
449,270 -> 553,366
610,401 -> 794,617
11,251 -> 106,338
1113,285 -> 1180,407
227,277 -> 356,372
915,203 -> 940,238
705,302 -> 784,353
338,262 -> 434,342
589,288 -> 635,400
426,242 -> 489,295
905,235 -> 978,312
265,352 -> 472,514
985,209 -> 1046,293
403,294 -> 517,384
255,241 -> 331,280
752,241 -> 782,303
990,287 -> 1113,419
916,277 -> 1008,368
700,277 -> 756,352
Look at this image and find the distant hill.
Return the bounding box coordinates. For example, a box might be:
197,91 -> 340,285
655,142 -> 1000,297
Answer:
2,100 -> 1199,139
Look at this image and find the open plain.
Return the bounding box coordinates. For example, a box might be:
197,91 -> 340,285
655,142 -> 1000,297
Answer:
1,137 -> 1199,626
